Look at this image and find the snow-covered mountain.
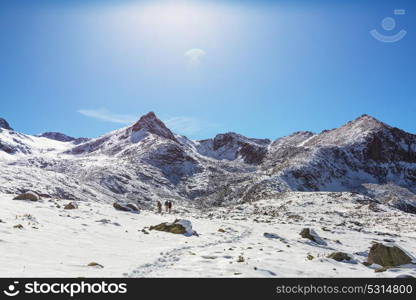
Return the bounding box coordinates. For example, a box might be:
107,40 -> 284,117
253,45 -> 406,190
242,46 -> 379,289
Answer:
1,112 -> 416,213
37,132 -> 90,144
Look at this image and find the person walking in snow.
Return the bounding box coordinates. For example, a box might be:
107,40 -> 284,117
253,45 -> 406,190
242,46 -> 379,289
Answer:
157,201 -> 162,214
164,200 -> 169,213
168,201 -> 173,213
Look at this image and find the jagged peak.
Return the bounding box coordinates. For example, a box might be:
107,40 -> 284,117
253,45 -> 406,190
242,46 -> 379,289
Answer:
346,114 -> 386,129
213,132 -> 240,139
131,112 -> 177,142
211,132 -> 270,145
37,132 -> 76,142
0,118 -> 13,131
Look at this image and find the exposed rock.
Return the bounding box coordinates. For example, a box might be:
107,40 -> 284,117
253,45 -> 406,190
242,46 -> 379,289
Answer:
113,202 -> 139,213
3,111 -> 416,215
237,255 -> 245,263
196,132 -> 270,164
149,219 -> 196,236
367,243 -> 413,267
263,232 -> 287,243
37,132 -> 91,144
0,118 -> 12,130
299,228 -> 327,246
38,132 -> 76,142
375,267 -> 388,273
126,203 -> 139,212
13,224 -> 24,229
64,202 -> 78,210
131,112 -> 178,142
13,192 -> 40,201
327,252 -> 351,262
113,202 -> 130,211
87,262 -> 104,268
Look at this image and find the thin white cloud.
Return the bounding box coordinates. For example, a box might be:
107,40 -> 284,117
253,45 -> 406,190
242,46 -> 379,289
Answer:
78,109 -> 218,137
184,48 -> 206,65
164,116 -> 217,136
78,108 -> 135,124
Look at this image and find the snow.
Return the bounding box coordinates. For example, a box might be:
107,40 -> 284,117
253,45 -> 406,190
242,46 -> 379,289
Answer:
175,219 -> 194,236
2,113 -> 416,277
1,192 -> 415,278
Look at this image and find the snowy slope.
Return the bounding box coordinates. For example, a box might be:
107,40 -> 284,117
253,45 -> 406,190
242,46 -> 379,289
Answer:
1,112 -> 416,277
1,192 -> 415,277
2,113 -> 416,212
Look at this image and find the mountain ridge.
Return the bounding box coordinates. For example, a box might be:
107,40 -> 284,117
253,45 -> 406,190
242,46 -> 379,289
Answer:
1,112 -> 416,214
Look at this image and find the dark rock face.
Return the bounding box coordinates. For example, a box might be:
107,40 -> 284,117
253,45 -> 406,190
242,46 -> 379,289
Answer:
0,142 -> 16,154
263,115 -> 416,211
299,228 -> 327,245
126,203 -> 139,212
113,202 -> 130,211
38,132 -> 90,144
4,112 -> 416,214
67,112 -> 177,155
149,222 -> 187,234
64,202 -> 78,209
13,192 -> 40,201
367,243 -> 413,267
149,219 -> 194,235
145,143 -> 201,185
38,132 -> 76,142
327,252 -> 351,262
0,118 -> 12,130
238,143 -> 268,164
198,132 -> 270,164
131,112 -> 177,142
113,202 -> 139,213
212,133 -> 235,151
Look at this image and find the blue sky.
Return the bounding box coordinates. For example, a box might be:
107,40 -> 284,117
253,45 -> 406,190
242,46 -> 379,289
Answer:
0,0 -> 415,140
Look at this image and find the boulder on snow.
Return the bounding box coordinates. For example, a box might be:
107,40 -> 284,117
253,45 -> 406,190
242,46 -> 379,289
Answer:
367,243 -> 413,267
113,202 -> 139,213
263,232 -> 288,243
327,252 -> 351,262
299,228 -> 327,246
126,203 -> 139,212
149,219 -> 196,236
87,262 -> 104,268
13,192 -> 40,201
64,201 -> 78,210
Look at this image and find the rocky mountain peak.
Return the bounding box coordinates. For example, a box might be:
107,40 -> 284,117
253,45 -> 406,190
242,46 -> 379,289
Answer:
0,118 -> 13,130
131,112 -> 177,142
37,132 -> 76,142
344,114 -> 386,132
37,132 -> 90,145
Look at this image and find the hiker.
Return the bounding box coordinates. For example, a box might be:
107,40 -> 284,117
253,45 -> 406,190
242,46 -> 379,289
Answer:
157,201 -> 162,214
168,200 -> 173,213
164,200 -> 169,212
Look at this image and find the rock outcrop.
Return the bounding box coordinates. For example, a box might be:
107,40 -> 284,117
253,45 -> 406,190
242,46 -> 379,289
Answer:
13,192 -> 40,201
149,219 -> 195,236
367,243 -> 413,267
0,118 -> 13,130
299,228 -> 327,246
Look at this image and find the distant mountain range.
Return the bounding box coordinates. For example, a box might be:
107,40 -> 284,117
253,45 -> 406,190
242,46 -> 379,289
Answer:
1,112 -> 415,213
